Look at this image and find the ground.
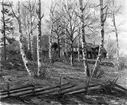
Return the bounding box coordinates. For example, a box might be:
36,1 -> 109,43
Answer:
0,61 -> 127,105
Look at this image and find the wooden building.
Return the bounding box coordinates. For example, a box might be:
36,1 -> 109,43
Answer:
72,43 -> 107,59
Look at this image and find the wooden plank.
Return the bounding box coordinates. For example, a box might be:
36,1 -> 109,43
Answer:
47,84 -> 77,95
111,87 -> 126,96
19,84 -> 75,97
0,82 -> 101,100
0,83 -> 70,99
34,82 -> 70,94
16,83 -> 70,97
1,85 -> 33,93
61,84 -> 100,95
114,83 -> 127,92
65,88 -> 85,95
1,90 -> 33,99
1,86 -> 33,95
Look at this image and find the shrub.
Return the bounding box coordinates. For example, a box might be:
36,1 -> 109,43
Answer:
92,65 -> 104,78
118,57 -> 127,70
113,57 -> 127,71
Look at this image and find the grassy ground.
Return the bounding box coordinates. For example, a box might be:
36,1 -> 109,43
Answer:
0,60 -> 127,105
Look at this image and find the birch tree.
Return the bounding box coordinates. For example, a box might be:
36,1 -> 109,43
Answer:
36,0 -> 44,77
10,1 -> 32,76
92,0 -> 108,76
112,8 -> 119,71
77,33 -> 81,62
85,0 -> 108,92
78,0 -> 90,77
48,1 -> 56,61
109,0 -> 122,70
22,0 -> 37,60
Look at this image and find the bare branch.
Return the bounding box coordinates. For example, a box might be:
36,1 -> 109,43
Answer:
9,2 -> 18,20
40,14 -> 44,19
50,2 -> 58,14
82,2 -> 88,11
53,15 -> 63,24
103,6 -> 108,22
74,10 -> 81,19
117,20 -> 125,27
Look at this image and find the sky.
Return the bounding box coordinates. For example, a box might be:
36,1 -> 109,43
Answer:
0,0 -> 127,55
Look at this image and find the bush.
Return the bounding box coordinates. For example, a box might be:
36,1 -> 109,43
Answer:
113,57 -> 127,70
118,57 -> 127,70
92,65 -> 104,78
1,54 -> 25,70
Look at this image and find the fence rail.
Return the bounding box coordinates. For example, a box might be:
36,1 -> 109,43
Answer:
0,81 -> 103,101
0,82 -> 73,99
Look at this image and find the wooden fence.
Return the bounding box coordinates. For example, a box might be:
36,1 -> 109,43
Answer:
0,82 -> 101,100
1,81 -> 127,102
0,82 -> 75,99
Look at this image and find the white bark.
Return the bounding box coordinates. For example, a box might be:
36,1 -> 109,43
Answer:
36,30 -> 41,76
92,0 -> 106,76
49,2 -> 57,61
81,35 -> 87,75
19,35 -> 32,76
112,1 -> 119,70
78,35 -> 80,62
79,0 -> 89,76
10,2 -> 32,76
37,0 -> 43,76
49,29 -> 52,60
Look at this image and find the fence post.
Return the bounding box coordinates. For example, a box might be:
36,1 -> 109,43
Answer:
58,74 -> 63,94
7,82 -> 10,97
32,85 -> 35,96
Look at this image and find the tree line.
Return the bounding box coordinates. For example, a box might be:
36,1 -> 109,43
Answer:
0,0 -> 121,78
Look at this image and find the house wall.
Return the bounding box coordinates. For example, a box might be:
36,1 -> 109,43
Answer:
70,45 -> 107,60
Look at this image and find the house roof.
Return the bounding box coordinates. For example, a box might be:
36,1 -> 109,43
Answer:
73,43 -> 99,48
86,43 -> 99,48
73,43 -> 106,53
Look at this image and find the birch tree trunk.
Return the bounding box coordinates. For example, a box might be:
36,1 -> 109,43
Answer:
37,0 -> 42,77
29,12 -> 32,54
78,31 -> 80,62
49,2 -> 57,62
18,20 -> 32,76
29,11 -> 33,60
49,26 -> 52,61
79,0 -> 90,77
112,1 -> 119,71
49,8 -> 53,61
113,13 -> 119,70
85,0 -> 106,93
11,2 -> 32,76
92,0 -> 105,76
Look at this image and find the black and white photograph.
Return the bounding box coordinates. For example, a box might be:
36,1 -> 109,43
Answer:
0,0 -> 127,104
